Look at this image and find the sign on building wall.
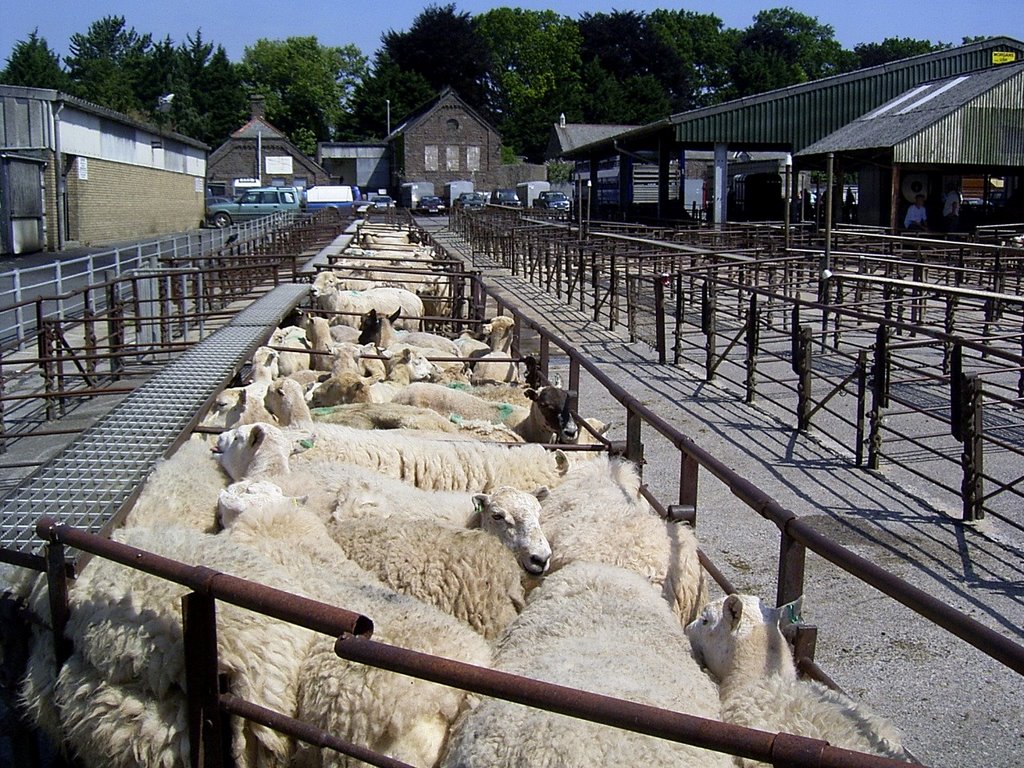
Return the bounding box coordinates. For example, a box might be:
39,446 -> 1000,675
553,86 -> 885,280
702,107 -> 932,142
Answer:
993,51 -> 1018,64
77,157 -> 88,180
265,156 -> 293,175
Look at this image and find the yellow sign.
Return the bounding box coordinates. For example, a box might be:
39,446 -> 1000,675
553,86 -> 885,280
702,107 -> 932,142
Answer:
992,51 -> 1018,64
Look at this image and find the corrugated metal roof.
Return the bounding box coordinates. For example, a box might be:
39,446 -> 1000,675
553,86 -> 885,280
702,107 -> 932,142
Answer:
797,62 -> 1024,165
560,37 -> 1024,157
673,38 -> 1024,151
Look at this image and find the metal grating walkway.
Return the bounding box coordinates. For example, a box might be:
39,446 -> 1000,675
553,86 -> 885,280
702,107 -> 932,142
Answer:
0,283 -> 309,557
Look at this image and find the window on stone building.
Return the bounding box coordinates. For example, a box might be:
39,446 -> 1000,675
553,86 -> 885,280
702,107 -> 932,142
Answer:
466,146 -> 480,172
447,118 -> 460,132
425,145 -> 438,171
446,146 -> 459,171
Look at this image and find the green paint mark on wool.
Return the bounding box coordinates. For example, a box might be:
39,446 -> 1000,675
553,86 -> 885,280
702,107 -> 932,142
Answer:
297,438 -> 315,450
447,382 -> 471,391
497,403 -> 515,421
449,413 -> 464,424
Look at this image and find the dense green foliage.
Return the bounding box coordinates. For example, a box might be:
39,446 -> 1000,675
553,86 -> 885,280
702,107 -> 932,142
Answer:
0,7 -> 952,160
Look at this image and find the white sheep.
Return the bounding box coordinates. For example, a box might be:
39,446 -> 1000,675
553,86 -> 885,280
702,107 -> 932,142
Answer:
392,381 -> 580,443
312,279 -> 423,330
23,525 -> 326,768
217,484 -> 494,767
197,346 -> 280,430
308,347 -> 438,407
121,436 -> 227,532
214,422 -> 571,493
440,561 -> 731,767
540,454 -> 708,625
468,316 -> 520,384
685,593 -> 907,766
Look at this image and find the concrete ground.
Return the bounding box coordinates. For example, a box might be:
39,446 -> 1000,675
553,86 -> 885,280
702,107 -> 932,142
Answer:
426,220 -> 1023,768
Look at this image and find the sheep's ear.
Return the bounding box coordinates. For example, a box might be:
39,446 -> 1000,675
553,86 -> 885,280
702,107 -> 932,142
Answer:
524,388 -> 539,401
724,594 -> 745,630
389,308 -> 401,323
469,494 -> 488,526
249,424 -> 266,448
553,449 -> 570,476
532,486 -> 550,502
399,348 -> 413,362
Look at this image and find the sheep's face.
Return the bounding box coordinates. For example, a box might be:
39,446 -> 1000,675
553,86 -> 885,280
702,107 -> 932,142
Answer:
685,594 -> 803,680
525,385 -> 579,443
212,423 -> 288,481
474,487 -> 552,575
311,271 -> 339,298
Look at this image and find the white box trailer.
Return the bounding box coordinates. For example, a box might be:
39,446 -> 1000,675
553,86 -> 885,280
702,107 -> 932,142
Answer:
400,182 -> 435,209
444,180 -> 474,206
516,181 -> 550,208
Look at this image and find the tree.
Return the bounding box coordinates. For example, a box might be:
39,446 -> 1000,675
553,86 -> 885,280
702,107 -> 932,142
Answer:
240,36 -> 367,154
853,37 -> 949,69
647,10 -> 735,108
476,8 -> 583,160
65,15 -> 153,114
341,52 -> 435,141
729,8 -> 856,97
382,4 -> 491,114
177,33 -> 248,147
0,29 -> 68,89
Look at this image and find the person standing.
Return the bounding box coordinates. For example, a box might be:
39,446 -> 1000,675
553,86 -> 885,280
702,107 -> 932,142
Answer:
904,194 -> 928,232
942,184 -> 962,232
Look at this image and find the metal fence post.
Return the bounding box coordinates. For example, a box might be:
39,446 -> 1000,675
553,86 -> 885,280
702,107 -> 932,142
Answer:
654,275 -> 667,364
855,351 -> 867,467
795,325 -> 812,432
953,364 -> 985,523
701,278 -> 716,382
45,542 -> 72,668
745,294 -> 759,404
868,324 -> 890,470
673,273 -> 684,365
182,592 -> 229,768
777,532 -> 807,609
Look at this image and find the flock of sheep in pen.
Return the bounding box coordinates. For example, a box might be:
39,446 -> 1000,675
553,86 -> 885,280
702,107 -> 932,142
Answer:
5,222 -> 911,767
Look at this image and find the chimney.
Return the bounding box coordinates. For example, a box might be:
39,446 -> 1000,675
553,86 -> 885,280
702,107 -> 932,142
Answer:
250,95 -> 266,121
559,113 -> 566,128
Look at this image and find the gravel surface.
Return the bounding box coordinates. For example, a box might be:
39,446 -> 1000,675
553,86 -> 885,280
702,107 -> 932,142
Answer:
432,222 -> 1024,768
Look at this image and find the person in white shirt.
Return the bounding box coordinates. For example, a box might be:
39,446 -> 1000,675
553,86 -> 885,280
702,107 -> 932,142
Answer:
904,194 -> 928,231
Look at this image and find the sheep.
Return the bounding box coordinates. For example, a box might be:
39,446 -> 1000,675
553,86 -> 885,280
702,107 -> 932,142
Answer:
540,454 -> 708,625
270,324 -> 313,377
264,376 -> 314,428
310,401 -> 462,432
392,381 -> 580,443
358,309 -> 468,383
213,421 -> 571,493
217,485 -> 494,766
440,561 -> 731,767
122,437 -> 226,532
468,316 -> 520,384
22,525 -> 328,768
308,348 -> 438,407
311,280 -> 423,330
197,346 -> 280,430
685,594 -> 907,766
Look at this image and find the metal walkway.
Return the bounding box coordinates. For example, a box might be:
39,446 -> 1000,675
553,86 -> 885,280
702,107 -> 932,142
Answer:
0,283 -> 309,559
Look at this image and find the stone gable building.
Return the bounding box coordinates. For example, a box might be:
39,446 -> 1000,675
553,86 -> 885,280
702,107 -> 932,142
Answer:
206,96 -> 330,196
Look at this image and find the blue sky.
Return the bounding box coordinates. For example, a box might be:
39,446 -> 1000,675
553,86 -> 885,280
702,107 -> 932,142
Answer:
2,0 -> 1021,65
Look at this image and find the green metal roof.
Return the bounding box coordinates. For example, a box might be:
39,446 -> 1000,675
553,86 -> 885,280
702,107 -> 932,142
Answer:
673,38 -> 1024,152
562,38 -> 1024,157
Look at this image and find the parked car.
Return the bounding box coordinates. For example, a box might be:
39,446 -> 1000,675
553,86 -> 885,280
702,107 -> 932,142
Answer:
454,192 -> 487,211
368,194 -> 395,211
205,187 -> 300,228
416,195 -> 446,215
535,191 -> 571,212
489,189 -> 522,207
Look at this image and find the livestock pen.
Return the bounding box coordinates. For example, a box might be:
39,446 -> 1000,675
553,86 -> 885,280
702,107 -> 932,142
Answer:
0,209 -> 1020,766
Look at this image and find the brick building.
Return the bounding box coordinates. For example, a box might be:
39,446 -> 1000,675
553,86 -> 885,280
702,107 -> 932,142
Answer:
206,96 -> 330,197
387,88 -> 502,193
0,85 -> 208,254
